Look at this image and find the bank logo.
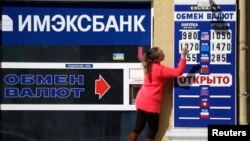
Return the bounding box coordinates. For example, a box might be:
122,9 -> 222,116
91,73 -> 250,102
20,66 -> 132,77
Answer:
1,15 -> 13,32
1,14 -> 145,33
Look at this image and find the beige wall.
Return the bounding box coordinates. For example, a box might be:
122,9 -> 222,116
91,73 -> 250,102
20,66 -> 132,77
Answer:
154,0 -> 250,140
153,0 -> 174,141
247,0 -> 250,124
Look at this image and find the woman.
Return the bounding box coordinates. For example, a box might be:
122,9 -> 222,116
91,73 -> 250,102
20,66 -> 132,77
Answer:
129,47 -> 188,141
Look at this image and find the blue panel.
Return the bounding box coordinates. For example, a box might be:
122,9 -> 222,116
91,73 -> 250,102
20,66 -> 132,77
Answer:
2,3 -> 151,45
174,4 -> 237,127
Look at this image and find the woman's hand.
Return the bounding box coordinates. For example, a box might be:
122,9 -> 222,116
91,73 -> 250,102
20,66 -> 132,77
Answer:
181,48 -> 189,59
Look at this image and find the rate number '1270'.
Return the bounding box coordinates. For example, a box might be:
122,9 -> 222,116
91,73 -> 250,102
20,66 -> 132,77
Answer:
179,41 -> 200,53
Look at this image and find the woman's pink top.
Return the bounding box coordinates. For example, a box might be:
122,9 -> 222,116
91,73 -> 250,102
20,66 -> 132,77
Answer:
135,58 -> 186,113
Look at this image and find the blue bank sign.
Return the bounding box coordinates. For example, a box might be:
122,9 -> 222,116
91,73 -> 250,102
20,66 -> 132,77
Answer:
2,3 -> 151,45
174,1 -> 237,127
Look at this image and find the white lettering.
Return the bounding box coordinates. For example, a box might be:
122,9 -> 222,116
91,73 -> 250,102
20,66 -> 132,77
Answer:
19,15 -> 32,31
17,15 -> 146,32
33,15 -> 50,32
134,15 -> 145,32
77,15 -> 91,32
66,15 -> 78,32
105,15 -> 119,32
212,129 -> 247,137
212,129 -> 219,136
51,15 -> 65,32
120,15 -> 132,32
93,15 -> 105,32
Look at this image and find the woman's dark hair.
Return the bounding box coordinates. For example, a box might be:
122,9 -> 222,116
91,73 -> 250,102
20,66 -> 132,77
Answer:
142,47 -> 160,74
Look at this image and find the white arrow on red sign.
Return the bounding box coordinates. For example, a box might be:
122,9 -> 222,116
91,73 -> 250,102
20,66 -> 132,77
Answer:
95,75 -> 111,99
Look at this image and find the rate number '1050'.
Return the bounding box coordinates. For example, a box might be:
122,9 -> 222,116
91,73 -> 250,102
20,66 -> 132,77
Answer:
211,30 -> 232,40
